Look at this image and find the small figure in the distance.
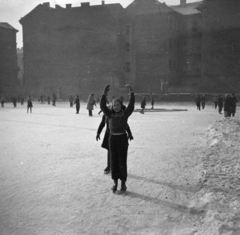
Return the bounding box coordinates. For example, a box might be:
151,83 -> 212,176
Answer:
73,95 -> 80,114
140,96 -> 146,114
27,95 -> 33,113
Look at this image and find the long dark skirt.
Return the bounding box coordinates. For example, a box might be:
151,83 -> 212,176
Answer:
109,134 -> 129,182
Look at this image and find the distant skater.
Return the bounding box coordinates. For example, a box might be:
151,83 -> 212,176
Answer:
100,84 -> 135,193
150,93 -> 154,109
73,95 -> 80,114
87,94 -> 96,116
1,97 -> 5,107
201,94 -> 206,109
52,93 -> 56,106
21,97 -> 24,105
217,95 -> 223,114
140,96 -> 146,114
96,102 -> 133,175
213,96 -> 218,109
13,97 -> 17,108
27,95 -> 33,113
40,94 -> 44,104
69,95 -> 74,107
224,94 -> 231,117
195,94 -> 201,111
229,93 -> 238,117
47,95 -> 50,105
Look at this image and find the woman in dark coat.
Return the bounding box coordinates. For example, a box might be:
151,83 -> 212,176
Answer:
96,105 -> 133,174
229,93 -> 238,117
27,95 -> 33,113
224,94 -> 231,117
218,95 -> 223,114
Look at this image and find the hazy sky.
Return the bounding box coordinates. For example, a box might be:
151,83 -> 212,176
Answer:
0,0 -> 199,48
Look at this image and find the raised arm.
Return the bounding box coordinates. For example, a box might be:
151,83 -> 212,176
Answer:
124,85 -> 135,118
100,85 -> 111,118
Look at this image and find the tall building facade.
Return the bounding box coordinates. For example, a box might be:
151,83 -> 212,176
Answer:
199,0 -> 240,93
20,0 -> 206,98
0,23 -> 19,97
20,2 -> 124,99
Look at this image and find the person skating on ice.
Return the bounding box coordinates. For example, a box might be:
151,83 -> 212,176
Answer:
69,95 -> 74,107
87,93 -> 96,116
73,95 -> 80,114
1,97 -> 5,107
150,93 -> 154,109
140,96 -> 146,114
27,95 -> 33,113
96,101 -> 134,175
100,84 -> 135,192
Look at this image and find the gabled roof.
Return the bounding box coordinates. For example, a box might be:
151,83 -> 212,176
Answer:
0,22 -> 18,32
170,1 -> 203,15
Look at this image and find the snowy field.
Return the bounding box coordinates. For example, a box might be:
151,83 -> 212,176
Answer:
0,101 -> 237,235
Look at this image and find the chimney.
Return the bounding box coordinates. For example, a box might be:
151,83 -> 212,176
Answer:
102,1 -> 105,5
66,4 -> 72,8
81,2 -> 90,7
180,0 -> 186,7
42,2 -> 50,8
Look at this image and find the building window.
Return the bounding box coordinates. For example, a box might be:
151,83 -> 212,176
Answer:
126,25 -> 131,36
125,62 -> 131,72
126,43 -> 130,52
169,60 -> 172,71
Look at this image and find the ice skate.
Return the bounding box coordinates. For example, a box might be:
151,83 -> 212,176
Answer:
120,181 -> 127,192
111,180 -> 118,193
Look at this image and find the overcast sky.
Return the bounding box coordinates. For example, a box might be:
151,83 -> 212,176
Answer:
0,0 -> 199,48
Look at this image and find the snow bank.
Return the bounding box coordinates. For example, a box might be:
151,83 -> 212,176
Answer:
196,118 -> 240,234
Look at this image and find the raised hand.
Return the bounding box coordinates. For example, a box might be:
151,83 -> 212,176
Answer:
103,85 -> 110,95
125,84 -> 133,92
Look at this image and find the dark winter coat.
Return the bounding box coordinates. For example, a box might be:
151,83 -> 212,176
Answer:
74,97 -> 80,108
100,92 -> 135,134
141,99 -> 146,109
27,98 -> 33,108
97,105 -> 133,150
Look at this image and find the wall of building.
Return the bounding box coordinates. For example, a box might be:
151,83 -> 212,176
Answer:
0,25 -> 19,97
200,0 -> 240,93
20,3 -> 124,99
125,0 -> 179,94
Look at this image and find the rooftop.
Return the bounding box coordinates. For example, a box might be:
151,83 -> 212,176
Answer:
0,22 -> 18,31
170,1 -> 203,15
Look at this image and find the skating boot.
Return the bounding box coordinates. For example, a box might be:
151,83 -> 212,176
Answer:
111,180 -> 118,193
120,181 -> 127,192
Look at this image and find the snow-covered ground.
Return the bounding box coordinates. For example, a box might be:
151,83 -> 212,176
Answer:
0,101 -> 238,235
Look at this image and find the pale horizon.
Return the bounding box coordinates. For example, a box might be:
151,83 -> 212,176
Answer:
0,0 -> 200,48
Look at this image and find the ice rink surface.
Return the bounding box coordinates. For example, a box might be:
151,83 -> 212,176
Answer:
0,102 -> 222,235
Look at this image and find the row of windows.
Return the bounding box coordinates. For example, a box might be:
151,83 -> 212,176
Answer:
169,59 -> 182,71
169,59 -> 200,72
